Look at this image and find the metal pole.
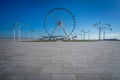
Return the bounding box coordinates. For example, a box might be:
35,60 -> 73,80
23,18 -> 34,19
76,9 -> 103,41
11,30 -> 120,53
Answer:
81,35 -> 82,40
99,28 -> 101,40
13,30 -> 15,40
19,26 -> 21,41
94,22 -> 103,40
35,31 -> 37,40
26,25 -> 30,41
84,32 -> 85,40
28,32 -> 30,40
103,30 -> 105,40
34,31 -> 37,40
89,33 -> 90,40
79,33 -> 82,40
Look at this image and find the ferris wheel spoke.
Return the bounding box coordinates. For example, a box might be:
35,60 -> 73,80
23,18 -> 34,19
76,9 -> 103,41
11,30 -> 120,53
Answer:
61,11 -> 66,21
53,11 -> 59,23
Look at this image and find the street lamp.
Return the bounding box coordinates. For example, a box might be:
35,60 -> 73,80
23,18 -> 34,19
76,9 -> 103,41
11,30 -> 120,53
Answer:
15,23 -> 23,41
87,30 -> 94,40
9,24 -> 17,40
93,22 -> 103,40
25,24 -> 30,40
102,24 -> 112,40
94,22 -> 112,40
81,30 -> 88,40
79,33 -> 82,40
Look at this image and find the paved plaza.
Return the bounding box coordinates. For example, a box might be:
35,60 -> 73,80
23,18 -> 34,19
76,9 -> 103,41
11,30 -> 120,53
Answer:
0,40 -> 120,80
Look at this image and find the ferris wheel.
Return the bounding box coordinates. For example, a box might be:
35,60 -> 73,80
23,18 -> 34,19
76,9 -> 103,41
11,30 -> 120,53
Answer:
43,8 -> 76,39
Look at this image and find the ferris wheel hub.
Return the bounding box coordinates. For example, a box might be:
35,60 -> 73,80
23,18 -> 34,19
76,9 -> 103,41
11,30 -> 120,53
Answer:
58,21 -> 62,26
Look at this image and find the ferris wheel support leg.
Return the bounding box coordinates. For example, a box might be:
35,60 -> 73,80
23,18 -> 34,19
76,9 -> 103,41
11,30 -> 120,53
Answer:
51,26 -> 58,36
61,26 -> 68,38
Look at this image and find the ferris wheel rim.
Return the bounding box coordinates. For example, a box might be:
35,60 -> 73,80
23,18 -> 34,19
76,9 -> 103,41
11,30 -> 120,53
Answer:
43,7 -> 76,36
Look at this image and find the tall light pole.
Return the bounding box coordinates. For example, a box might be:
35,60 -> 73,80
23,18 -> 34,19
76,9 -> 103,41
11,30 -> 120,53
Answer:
15,23 -> 23,41
102,24 -> 112,40
87,30 -> 94,40
13,24 -> 16,41
94,22 -> 103,40
18,25 -> 21,41
35,31 -> 38,40
79,33 -> 82,40
25,25 -> 30,40
81,30 -> 88,40
88,30 -> 91,40
9,24 -> 17,40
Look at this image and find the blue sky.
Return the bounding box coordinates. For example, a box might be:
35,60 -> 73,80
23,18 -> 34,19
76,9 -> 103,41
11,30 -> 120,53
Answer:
0,0 -> 120,39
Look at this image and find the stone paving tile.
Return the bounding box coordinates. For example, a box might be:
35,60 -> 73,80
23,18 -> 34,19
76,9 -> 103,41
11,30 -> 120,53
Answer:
103,67 -> 120,74
51,73 -> 76,80
0,73 -> 25,80
41,67 -> 64,73
0,73 -> 51,80
75,73 -> 102,80
63,67 -> 85,73
112,74 -> 120,80
98,73 -> 119,80
0,66 -> 42,74
24,73 -> 51,80
72,62 -> 90,68
81,66 -> 105,73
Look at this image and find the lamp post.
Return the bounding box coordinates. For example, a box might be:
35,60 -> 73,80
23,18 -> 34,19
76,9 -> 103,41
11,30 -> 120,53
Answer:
94,22 -> 112,40
79,33 -> 82,40
25,25 -> 30,40
93,22 -> 103,40
13,24 -> 16,41
9,24 -> 17,40
87,30 -> 94,40
15,23 -> 23,41
81,30 -> 88,40
102,24 -> 112,40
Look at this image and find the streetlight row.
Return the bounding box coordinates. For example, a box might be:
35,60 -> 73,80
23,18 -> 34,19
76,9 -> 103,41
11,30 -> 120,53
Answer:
9,23 -> 40,41
94,22 -> 112,40
9,22 -> 112,41
72,22 -> 112,40
9,23 -> 22,41
73,30 -> 94,40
